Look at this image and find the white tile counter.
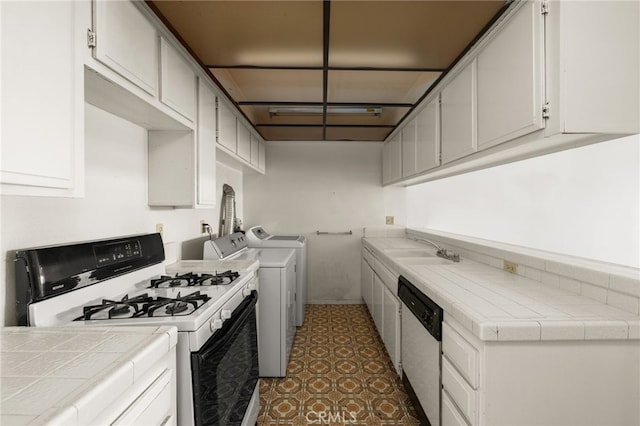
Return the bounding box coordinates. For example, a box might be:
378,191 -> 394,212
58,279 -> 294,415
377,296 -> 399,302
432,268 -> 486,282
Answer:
363,237 -> 640,341
0,326 -> 177,425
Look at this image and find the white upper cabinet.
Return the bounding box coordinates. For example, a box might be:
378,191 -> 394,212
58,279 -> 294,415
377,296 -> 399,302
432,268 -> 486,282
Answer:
1,0 -> 84,197
546,0 -> 640,135
217,100 -> 237,153
236,122 -> 251,162
93,0 -> 158,96
441,59 -> 477,164
196,79 -> 217,207
250,134 -> 260,167
259,141 -> 266,172
415,95 -> 441,173
160,38 -> 196,122
401,118 -> 418,178
382,134 -> 402,184
477,0 -> 545,150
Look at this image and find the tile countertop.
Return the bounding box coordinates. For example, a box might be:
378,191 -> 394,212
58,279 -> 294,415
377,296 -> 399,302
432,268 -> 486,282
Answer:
0,326 -> 177,425
363,238 -> 640,342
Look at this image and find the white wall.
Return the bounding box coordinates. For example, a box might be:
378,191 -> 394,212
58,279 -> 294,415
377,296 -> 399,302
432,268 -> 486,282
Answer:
0,103 -> 242,325
407,134 -> 640,268
244,141 -> 406,304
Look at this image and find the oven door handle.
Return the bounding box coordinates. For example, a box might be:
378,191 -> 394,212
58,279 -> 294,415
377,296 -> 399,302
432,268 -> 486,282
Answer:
196,290 -> 258,358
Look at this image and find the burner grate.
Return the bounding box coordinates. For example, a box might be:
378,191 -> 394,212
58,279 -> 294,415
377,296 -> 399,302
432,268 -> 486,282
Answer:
145,291 -> 211,317
149,271 -> 240,288
80,294 -> 153,320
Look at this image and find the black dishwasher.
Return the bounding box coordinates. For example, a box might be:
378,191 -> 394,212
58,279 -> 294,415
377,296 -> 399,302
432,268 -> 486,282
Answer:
398,275 -> 443,426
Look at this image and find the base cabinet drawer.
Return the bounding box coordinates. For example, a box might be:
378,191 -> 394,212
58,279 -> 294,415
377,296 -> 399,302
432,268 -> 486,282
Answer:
443,322 -> 479,388
442,357 -> 477,426
442,390 -> 471,426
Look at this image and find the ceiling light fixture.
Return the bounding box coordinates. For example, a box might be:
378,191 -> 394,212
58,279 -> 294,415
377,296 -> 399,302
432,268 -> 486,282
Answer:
269,106 -> 382,117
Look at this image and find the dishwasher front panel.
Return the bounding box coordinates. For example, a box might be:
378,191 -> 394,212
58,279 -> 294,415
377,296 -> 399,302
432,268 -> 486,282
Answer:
402,306 -> 441,426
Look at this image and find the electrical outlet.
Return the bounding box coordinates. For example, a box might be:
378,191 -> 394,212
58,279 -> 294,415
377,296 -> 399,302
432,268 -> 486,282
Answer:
200,220 -> 210,234
385,216 -> 395,225
503,260 -> 518,274
156,223 -> 164,238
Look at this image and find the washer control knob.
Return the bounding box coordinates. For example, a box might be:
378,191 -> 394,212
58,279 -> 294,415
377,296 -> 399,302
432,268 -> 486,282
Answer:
210,318 -> 223,331
221,309 -> 232,320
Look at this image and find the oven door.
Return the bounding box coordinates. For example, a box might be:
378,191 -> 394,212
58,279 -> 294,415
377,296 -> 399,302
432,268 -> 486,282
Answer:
191,290 -> 259,426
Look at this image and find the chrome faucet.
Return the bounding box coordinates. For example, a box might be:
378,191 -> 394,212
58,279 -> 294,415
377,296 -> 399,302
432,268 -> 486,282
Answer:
413,237 -> 460,262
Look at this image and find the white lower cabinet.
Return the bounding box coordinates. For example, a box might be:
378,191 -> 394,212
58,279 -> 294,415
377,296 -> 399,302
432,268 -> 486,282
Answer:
372,275 -> 384,337
443,315 -> 640,426
382,285 -> 401,375
361,257 -> 374,314
442,390 -> 470,426
361,245 -> 402,376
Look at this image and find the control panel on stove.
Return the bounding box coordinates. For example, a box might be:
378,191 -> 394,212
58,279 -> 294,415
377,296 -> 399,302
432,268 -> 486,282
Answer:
94,240 -> 142,267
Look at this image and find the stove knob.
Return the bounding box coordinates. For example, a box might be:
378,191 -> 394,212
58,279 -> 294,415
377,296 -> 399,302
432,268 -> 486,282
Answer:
242,287 -> 252,297
247,282 -> 256,291
210,318 -> 223,331
221,309 -> 232,320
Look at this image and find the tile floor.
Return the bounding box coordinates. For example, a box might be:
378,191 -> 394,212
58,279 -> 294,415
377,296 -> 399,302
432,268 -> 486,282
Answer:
258,304 -> 421,425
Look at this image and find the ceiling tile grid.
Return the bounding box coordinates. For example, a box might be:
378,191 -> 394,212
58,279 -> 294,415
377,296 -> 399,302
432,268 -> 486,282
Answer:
150,0 -> 506,142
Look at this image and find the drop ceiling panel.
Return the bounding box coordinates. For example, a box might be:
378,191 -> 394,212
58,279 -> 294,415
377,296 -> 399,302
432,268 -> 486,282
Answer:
329,1 -> 505,69
211,69 -> 323,102
325,127 -> 392,142
325,107 -> 410,126
151,1 -> 324,67
327,70 -> 441,104
258,126 -> 324,141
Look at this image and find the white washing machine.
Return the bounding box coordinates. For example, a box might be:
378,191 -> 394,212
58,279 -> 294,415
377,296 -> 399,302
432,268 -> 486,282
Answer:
245,226 -> 307,327
203,233 -> 297,377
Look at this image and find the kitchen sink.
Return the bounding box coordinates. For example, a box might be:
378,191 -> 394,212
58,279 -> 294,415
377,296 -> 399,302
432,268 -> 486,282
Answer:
382,248 -> 435,257
397,257 -> 453,266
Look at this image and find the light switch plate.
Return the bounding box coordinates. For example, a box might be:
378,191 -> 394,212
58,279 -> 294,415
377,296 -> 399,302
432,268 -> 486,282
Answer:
385,216 -> 394,225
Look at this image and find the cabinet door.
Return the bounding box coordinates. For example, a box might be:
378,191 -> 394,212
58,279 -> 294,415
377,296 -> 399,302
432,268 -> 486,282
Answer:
197,79 -> 217,206
217,100 -> 237,152
401,118 -> 417,177
160,38 -> 196,121
382,286 -> 401,375
416,96 -> 441,172
361,258 -> 374,315
250,134 -> 260,167
382,134 -> 402,184
258,142 -> 266,172
236,122 -> 251,162
148,131 -> 194,207
372,275 -> 384,338
93,0 -> 158,95
1,0 -> 83,196
477,1 -> 544,150
441,60 -> 477,164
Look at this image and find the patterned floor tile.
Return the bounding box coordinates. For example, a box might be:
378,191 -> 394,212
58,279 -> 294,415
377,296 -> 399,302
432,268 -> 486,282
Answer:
258,304 -> 420,425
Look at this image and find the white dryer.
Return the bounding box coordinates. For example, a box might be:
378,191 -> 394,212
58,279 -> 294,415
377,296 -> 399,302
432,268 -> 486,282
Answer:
203,233 -> 297,378
245,226 -> 307,327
